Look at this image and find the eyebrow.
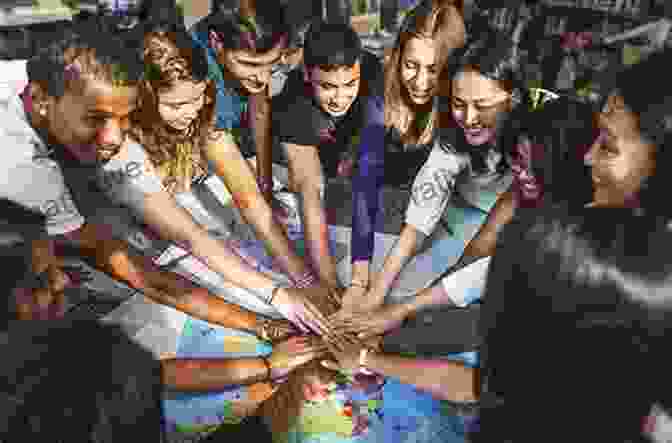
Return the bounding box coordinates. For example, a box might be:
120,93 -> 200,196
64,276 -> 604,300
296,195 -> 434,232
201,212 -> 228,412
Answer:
452,96 -> 501,105
319,77 -> 360,87
404,58 -> 436,68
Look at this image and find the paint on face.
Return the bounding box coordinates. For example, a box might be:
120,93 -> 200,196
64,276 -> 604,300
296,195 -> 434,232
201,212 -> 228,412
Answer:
157,80 -> 207,131
308,62 -> 361,117
47,78 -> 138,164
583,94 -> 656,207
400,37 -> 440,105
451,69 -> 512,146
219,47 -> 281,94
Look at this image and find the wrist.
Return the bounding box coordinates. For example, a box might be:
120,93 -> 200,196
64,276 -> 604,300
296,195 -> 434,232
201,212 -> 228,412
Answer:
359,347 -> 378,375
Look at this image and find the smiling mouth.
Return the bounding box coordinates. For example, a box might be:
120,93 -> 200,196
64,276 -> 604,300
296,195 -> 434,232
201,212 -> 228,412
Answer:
244,79 -> 265,90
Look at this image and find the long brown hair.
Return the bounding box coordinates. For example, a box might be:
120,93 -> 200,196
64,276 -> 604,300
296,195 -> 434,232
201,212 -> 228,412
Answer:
384,0 -> 465,146
131,30 -> 217,193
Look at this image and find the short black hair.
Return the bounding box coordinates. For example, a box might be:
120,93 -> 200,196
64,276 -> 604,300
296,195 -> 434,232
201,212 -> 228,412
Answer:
194,1 -> 289,53
0,320 -> 165,441
476,205 -> 672,442
303,21 -> 362,71
26,16 -> 144,98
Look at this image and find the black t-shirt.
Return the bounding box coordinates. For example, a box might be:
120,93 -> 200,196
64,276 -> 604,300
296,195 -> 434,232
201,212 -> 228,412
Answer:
273,50 -> 383,178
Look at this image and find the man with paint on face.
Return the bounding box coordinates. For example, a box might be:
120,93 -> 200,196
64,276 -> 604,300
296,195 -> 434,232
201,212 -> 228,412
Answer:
272,21 -> 384,297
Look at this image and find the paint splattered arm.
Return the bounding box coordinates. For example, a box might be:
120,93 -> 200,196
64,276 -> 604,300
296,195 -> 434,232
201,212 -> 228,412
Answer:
282,142 -> 341,291
204,129 -> 314,283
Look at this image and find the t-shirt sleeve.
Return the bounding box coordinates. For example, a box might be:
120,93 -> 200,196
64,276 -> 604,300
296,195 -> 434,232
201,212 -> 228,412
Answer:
351,94 -> 385,263
405,140 -> 466,236
97,140 -> 165,210
440,256 -> 491,307
0,161 -> 84,236
273,94 -> 324,147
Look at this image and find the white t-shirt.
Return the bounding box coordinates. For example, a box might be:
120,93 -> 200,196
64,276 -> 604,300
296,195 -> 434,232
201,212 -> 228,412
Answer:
405,136 -> 513,236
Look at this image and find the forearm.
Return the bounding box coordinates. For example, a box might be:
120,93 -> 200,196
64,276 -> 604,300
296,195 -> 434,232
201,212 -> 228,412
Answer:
367,353 -> 477,402
251,90 -> 273,200
238,198 -> 313,282
407,283 -> 456,315
459,188 -> 517,268
370,224 -> 424,298
351,260 -> 371,285
301,188 -> 340,288
162,358 -> 270,391
71,223 -> 274,319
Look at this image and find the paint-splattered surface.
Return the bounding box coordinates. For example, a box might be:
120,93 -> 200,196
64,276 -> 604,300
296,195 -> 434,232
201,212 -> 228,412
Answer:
163,316 -> 479,443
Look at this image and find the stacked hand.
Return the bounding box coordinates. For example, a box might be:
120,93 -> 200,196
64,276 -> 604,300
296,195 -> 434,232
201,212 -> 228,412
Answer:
331,303 -> 411,339
271,286 -> 347,350
268,336 -> 328,380
338,285 -> 385,316
255,317 -> 297,343
14,261 -> 92,320
320,334 -> 383,375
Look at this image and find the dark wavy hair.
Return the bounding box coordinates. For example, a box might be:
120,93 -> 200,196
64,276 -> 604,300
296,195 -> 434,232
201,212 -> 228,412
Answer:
26,16 -> 144,99
447,21 -> 524,103
604,48 -> 672,219
303,21 -> 362,71
0,320 -> 165,442
476,205 -> 672,442
516,96 -> 595,207
192,1 -> 289,53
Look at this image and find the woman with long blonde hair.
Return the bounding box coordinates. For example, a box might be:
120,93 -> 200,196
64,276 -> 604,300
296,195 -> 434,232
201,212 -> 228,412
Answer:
343,0 -> 466,312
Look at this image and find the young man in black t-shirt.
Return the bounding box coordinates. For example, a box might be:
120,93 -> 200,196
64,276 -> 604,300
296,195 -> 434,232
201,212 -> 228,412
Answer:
272,21 -> 383,295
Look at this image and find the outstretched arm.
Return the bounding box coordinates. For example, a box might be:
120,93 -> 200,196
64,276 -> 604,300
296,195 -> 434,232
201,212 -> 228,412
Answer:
456,187 -> 516,270
283,142 -> 340,290
205,130 -> 315,285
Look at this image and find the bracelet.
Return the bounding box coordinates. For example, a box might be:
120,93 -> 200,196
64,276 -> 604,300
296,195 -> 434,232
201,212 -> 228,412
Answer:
261,357 -> 272,381
350,280 -> 368,290
258,176 -> 272,194
293,270 -> 317,289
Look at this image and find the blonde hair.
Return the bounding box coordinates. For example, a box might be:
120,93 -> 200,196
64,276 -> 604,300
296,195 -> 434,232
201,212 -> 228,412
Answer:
384,0 -> 465,146
131,31 -> 216,193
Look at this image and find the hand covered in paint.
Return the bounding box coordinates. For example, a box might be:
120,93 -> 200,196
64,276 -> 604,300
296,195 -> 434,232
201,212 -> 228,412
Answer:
268,336 -> 328,380
271,287 -> 346,349
254,316 -> 297,343
14,257 -> 92,321
321,337 -> 369,374
331,302 -> 411,339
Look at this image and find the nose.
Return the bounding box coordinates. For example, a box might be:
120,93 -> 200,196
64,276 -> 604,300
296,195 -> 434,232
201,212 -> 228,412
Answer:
413,69 -> 430,92
97,120 -> 123,148
464,105 -> 479,127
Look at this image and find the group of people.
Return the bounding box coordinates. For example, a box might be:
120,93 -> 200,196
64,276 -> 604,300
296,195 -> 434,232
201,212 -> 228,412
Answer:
2,0 -> 672,441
